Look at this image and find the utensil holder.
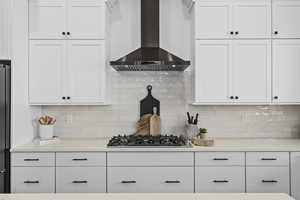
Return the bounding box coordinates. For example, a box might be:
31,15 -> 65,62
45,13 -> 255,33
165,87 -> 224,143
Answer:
186,123 -> 198,139
39,125 -> 54,140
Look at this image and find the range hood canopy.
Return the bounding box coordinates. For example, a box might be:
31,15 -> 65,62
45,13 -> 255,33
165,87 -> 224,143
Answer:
110,0 -> 191,71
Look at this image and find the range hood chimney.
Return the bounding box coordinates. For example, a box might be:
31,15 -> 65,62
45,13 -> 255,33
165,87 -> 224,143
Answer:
110,0 -> 191,71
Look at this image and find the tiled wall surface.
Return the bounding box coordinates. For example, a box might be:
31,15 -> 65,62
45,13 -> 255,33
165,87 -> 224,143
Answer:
42,71 -> 300,139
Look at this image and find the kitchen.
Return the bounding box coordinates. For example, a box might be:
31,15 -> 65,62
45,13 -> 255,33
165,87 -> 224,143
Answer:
1,0 -> 300,200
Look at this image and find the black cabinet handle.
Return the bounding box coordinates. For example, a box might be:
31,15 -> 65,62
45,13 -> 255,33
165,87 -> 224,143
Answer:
62,97 -> 66,100
72,180 -> 88,184
62,32 -> 66,35
235,31 -> 239,35
274,31 -> 278,35
230,96 -> 234,99
262,180 -> 278,183
24,181 -> 39,184
213,158 -> 229,161
213,180 -> 229,183
235,96 -> 239,100
121,181 -> 136,184
230,31 -> 234,35
274,96 -> 278,99
261,158 -> 277,161
72,158 -> 88,161
67,32 -> 71,35
67,96 -> 71,100
165,180 -> 181,184
24,159 -> 40,161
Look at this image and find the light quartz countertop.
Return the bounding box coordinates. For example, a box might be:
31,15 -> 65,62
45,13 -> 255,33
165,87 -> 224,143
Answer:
0,193 -> 295,200
10,137 -> 300,152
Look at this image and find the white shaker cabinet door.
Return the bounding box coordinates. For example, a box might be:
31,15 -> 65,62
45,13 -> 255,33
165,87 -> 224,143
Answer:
291,152 -> 300,200
233,0 -> 271,38
273,40 -> 300,103
273,0 -> 300,38
195,40 -> 232,104
67,40 -> 105,104
195,1 -> 232,39
29,0 -> 66,39
232,40 -> 271,103
67,0 -> 106,39
29,40 -> 66,104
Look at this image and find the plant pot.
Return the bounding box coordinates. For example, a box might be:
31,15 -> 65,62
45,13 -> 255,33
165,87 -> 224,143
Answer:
39,125 -> 54,140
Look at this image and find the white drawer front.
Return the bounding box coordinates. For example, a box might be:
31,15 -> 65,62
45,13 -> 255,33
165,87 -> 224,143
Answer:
246,152 -> 289,166
246,167 -> 290,194
195,166 -> 245,193
56,167 -> 106,193
107,152 -> 193,166
195,152 -> 244,166
11,153 -> 55,166
56,152 -> 106,166
11,167 -> 55,193
107,167 -> 194,193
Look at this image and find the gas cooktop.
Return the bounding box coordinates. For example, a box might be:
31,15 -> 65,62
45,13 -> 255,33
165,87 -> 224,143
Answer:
107,135 -> 187,147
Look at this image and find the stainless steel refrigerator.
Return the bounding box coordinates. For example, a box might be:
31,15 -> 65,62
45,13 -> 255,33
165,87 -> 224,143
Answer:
0,60 -> 10,193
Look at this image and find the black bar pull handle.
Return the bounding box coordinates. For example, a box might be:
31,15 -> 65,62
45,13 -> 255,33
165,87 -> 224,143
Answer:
121,180 -> 136,184
213,158 -> 229,161
261,158 -> 277,161
72,180 -> 88,184
262,180 -> 278,183
24,158 -> 40,161
213,180 -> 229,183
24,181 -> 39,184
165,180 -> 181,184
72,158 -> 88,161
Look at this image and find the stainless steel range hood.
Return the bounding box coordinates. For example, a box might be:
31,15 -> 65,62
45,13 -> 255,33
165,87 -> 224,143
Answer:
110,0 -> 191,71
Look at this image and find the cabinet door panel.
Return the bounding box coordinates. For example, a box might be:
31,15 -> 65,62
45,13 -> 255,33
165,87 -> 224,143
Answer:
195,40 -> 232,103
67,40 -> 105,104
68,0 -> 105,39
233,0 -> 271,38
273,40 -> 300,103
195,1 -> 232,39
29,40 -> 66,104
291,152 -> 300,200
29,0 -> 66,39
273,0 -> 300,38
195,166 -> 245,193
233,40 -> 271,103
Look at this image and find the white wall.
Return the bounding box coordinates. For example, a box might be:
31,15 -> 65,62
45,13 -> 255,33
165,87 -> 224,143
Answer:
0,0 -> 12,58
11,0 -> 41,147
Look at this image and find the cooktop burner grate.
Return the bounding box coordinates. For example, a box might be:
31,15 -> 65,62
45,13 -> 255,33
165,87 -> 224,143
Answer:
107,135 -> 187,147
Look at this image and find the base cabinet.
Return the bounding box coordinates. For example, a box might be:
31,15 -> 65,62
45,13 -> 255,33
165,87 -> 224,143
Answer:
56,167 -> 106,193
11,167 -> 55,193
291,152 -> 300,200
107,167 -> 194,193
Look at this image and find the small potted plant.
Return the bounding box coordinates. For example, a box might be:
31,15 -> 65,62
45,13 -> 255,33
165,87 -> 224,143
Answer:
198,128 -> 207,139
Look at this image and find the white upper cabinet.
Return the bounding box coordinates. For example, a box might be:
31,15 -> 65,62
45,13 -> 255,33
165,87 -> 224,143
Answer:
29,0 -> 67,39
273,0 -> 300,38
233,0 -> 271,38
195,1 -> 232,39
273,40 -> 300,104
195,40 -> 232,103
29,0 -> 106,39
232,40 -> 271,103
195,0 -> 271,39
67,40 -> 105,104
29,40 -> 66,104
67,0 -> 106,39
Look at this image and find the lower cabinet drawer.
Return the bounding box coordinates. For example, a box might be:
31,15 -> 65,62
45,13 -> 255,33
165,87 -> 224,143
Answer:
195,166 -> 245,193
11,167 -> 55,193
107,167 -> 194,193
56,167 -> 106,193
246,167 -> 290,194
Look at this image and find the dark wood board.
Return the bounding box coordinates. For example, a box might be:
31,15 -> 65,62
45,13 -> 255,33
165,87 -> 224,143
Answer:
140,85 -> 160,117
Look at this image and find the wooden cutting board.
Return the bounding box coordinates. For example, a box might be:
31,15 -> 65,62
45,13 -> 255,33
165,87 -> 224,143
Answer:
150,107 -> 161,136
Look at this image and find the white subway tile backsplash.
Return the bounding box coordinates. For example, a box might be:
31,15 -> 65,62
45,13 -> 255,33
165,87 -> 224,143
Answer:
42,71 -> 300,139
